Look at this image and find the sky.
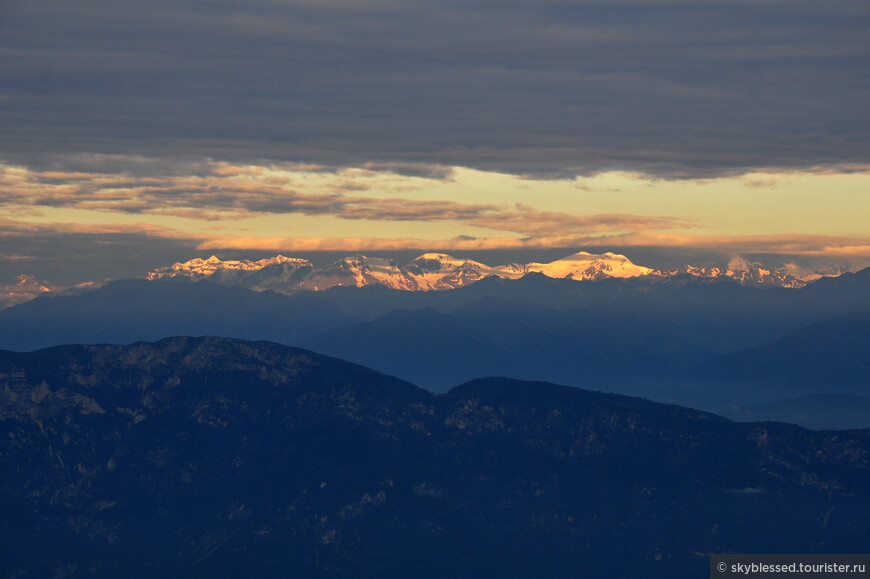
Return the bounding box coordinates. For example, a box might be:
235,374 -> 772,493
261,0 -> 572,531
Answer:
1,0 -> 868,284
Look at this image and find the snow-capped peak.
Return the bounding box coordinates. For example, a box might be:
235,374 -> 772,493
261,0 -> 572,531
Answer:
406,253 -> 527,288
305,255 -> 410,289
414,252 -> 456,262
527,251 -> 653,281
649,257 -> 806,288
146,255 -> 314,282
0,274 -> 58,309
140,251 -> 809,294
726,256 -> 754,273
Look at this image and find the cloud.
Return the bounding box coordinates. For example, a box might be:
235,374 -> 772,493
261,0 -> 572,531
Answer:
0,159 -> 466,219
0,253 -> 38,261
3,215 -> 867,285
0,218 -> 202,285
0,217 -> 200,239
1,161 -> 698,238
742,178 -> 777,189
1,1 -> 868,176
470,204 -> 698,236
361,163 -> 455,180
195,231 -> 870,263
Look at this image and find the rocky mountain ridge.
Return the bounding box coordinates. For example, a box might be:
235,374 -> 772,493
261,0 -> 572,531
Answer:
145,251 -> 807,293
0,274 -> 55,308
1,336 -> 869,577
0,275 -> 100,310
0,252 -> 820,309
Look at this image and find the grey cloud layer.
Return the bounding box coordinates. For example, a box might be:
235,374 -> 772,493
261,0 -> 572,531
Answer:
0,219 -> 201,285
1,0 -> 867,176
1,161 -> 690,236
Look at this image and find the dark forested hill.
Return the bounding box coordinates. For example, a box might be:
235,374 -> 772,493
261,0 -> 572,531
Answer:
1,337 -> 869,577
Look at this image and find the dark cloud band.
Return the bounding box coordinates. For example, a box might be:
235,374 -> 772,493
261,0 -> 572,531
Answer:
1,0 -> 867,176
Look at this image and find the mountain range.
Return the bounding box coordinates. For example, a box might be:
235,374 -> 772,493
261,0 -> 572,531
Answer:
2,251 -> 812,311
2,337 -> 869,577
0,251 -> 817,310
144,251 -> 807,293
0,264 -> 867,428
0,274 -> 63,309
690,311 -> 870,392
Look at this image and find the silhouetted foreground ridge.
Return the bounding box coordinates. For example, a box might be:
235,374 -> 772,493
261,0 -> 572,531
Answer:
1,337 -> 868,577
